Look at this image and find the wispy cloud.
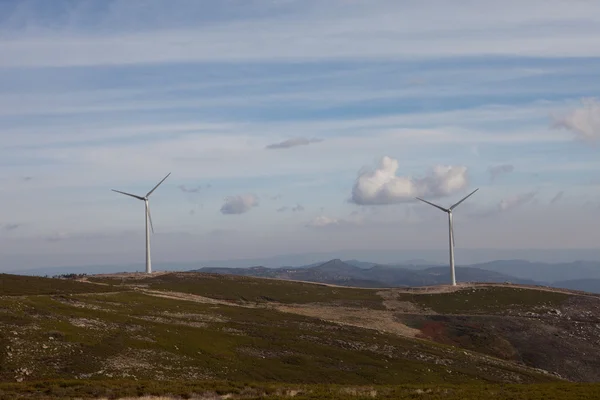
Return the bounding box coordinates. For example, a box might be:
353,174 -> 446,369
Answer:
499,191 -> 537,211
351,156 -> 469,205
550,190 -> 565,204
1,223 -> 20,232
306,216 -> 342,228
178,184 -> 204,193
265,137 -> 323,150
470,191 -> 538,218
488,164 -> 515,182
3,1 -> 600,68
220,194 -> 259,215
553,98 -> 600,142
277,204 -> 305,212
45,232 -> 70,242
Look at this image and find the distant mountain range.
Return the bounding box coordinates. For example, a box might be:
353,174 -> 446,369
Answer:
194,259 -> 538,288
194,258 -> 600,293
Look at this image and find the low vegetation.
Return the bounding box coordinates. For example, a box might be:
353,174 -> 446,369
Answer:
1,380 -> 600,400
91,272 -> 385,309
2,272 -> 600,399
397,286 -> 570,314
0,274 -> 126,296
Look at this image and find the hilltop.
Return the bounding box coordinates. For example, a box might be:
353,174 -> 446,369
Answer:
1,272 -> 600,399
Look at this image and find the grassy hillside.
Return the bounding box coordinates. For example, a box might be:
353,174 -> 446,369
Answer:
91,272 -> 386,308
2,272 -> 600,399
0,274 -> 126,296
396,286 -> 569,314
1,380 -> 600,400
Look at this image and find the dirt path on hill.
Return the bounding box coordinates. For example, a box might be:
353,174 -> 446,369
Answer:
274,303 -> 421,337
137,288 -> 421,337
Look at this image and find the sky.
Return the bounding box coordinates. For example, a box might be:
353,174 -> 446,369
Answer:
1,0 -> 600,270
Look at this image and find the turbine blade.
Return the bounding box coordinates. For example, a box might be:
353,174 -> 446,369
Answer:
451,222 -> 456,247
146,172 -> 171,198
415,197 -> 449,212
449,188 -> 479,211
147,203 -> 155,234
111,189 -> 145,201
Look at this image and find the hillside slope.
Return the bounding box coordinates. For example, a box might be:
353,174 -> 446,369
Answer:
90,272 -> 600,382
1,272 -> 600,399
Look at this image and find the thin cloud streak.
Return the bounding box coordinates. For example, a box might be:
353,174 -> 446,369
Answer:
488,164 -> 515,182
3,0 -> 600,67
266,137 -> 323,150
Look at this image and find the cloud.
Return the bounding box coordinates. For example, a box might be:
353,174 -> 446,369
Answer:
1,223 -> 20,232
471,191 -> 537,218
306,216 -> 343,228
306,208 -> 368,228
220,194 -> 259,215
22,176 -> 33,182
265,137 -> 323,150
550,190 -> 565,204
499,191 -> 537,212
179,184 -> 204,193
351,156 -> 469,205
553,98 -> 600,142
487,164 -> 515,182
3,1 -> 600,68
45,232 -> 70,242
277,204 -> 305,213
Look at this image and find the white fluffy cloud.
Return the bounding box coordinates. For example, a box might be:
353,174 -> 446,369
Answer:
220,194 -> 259,215
554,98 -> 600,142
351,156 -> 469,205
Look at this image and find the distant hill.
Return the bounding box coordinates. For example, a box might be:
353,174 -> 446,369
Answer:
468,260 -> 600,282
551,279 -> 600,294
195,259 -> 535,287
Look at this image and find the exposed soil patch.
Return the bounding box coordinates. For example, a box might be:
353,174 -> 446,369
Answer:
275,304 -> 421,338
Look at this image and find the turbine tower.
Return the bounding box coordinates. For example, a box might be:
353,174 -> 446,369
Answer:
112,173 -> 171,274
416,188 -> 479,286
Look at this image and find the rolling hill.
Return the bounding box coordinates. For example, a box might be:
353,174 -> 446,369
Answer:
1,272 -> 600,399
551,278 -> 600,294
195,259 -> 537,287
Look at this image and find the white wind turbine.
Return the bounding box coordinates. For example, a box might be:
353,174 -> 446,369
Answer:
416,188 -> 479,286
112,173 -> 171,274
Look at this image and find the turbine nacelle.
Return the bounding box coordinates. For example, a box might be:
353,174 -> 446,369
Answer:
415,188 -> 479,213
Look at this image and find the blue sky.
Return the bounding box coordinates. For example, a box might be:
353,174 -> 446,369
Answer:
1,0 -> 600,269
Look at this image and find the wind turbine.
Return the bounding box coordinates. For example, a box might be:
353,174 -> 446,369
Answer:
416,188 -> 479,286
112,173 -> 171,274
